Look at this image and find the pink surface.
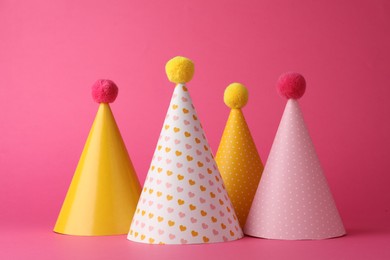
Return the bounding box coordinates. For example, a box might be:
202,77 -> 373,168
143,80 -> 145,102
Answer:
1,224 -> 389,260
0,0 -> 389,259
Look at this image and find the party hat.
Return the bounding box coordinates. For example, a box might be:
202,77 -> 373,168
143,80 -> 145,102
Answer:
54,80 -> 141,236
127,56 -> 243,245
215,83 -> 264,228
244,73 -> 346,240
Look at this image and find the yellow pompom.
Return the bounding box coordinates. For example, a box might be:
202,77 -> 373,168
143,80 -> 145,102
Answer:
224,83 -> 249,109
165,56 -> 195,84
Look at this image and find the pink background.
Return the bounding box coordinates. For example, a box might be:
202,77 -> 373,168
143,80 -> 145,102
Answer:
1,0 -> 389,259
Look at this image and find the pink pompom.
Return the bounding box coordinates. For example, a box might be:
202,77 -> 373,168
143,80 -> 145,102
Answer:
92,79 -> 118,103
277,72 -> 306,99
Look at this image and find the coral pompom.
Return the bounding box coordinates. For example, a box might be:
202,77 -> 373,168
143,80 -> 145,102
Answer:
277,72 -> 306,99
224,83 -> 248,109
92,79 -> 118,103
165,56 -> 195,84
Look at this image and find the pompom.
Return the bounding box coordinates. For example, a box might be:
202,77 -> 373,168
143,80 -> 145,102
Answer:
224,83 -> 248,109
92,79 -> 118,103
165,56 -> 195,84
277,72 -> 306,99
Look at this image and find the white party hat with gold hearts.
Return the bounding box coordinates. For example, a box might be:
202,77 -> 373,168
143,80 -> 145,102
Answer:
127,56 -> 243,245
244,72 -> 346,240
215,83 -> 264,229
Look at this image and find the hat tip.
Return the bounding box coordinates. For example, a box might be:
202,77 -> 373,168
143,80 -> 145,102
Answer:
224,83 -> 248,109
276,72 -> 306,99
92,79 -> 118,103
165,56 -> 195,84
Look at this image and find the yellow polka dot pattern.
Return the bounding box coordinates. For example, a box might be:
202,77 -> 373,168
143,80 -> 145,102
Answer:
215,109 -> 264,228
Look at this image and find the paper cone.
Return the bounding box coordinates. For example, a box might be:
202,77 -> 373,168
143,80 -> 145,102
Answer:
215,83 -> 264,228
128,57 -> 243,244
54,90 -> 141,235
245,99 -> 346,240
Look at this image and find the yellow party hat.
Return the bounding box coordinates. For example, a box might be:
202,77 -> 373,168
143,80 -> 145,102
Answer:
54,79 -> 141,236
215,83 -> 264,228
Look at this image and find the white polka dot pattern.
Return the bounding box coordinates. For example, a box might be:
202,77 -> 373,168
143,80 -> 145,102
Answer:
245,99 -> 346,240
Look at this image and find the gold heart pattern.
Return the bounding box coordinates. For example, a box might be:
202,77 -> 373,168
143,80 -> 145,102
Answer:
128,84 -> 243,244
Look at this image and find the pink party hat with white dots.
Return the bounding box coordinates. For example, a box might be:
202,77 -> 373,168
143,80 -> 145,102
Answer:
127,56 -> 243,245
244,72 -> 346,240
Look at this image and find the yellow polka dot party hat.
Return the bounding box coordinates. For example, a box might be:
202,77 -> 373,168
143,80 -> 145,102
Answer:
215,83 -> 264,228
54,80 -> 141,236
127,56 -> 243,244
244,72 -> 346,240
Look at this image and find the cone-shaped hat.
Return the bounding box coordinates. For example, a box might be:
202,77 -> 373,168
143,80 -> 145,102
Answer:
215,83 -> 264,228
128,57 -> 243,244
54,80 -> 141,236
245,73 -> 345,240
